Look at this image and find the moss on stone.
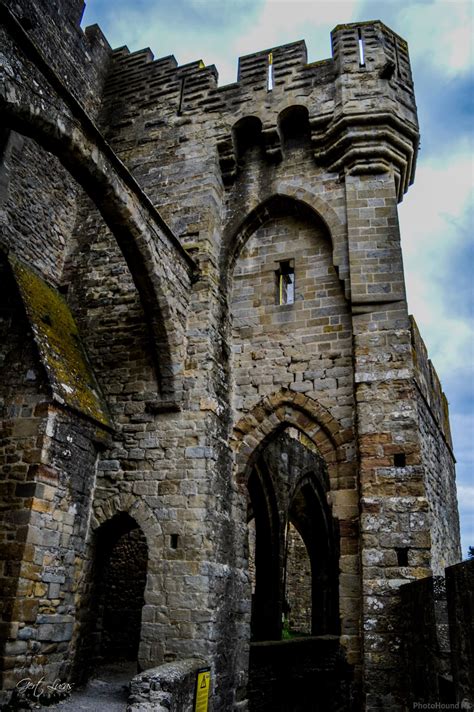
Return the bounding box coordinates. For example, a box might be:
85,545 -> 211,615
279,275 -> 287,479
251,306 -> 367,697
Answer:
10,255 -> 111,428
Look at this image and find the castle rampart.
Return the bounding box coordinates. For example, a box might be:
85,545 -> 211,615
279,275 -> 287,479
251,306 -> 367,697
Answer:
0,2 -> 463,710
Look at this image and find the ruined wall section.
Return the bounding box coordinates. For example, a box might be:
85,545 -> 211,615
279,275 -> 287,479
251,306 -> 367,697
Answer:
401,560 -> 474,707
1,134 -> 80,286
400,576 -> 452,706
2,0 -> 111,115
286,524 -> 312,634
0,1 -> 111,286
410,318 -> 460,573
0,258 -> 106,693
446,559 -> 474,704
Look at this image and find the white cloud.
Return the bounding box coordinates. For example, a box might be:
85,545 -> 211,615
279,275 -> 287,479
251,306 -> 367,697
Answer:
396,0 -> 473,76
231,0 -> 358,60
457,486 -> 474,514
451,413 -> 474,461
399,145 -> 473,378
400,146 -> 472,254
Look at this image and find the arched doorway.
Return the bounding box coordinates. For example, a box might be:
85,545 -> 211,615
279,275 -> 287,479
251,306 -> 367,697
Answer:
228,191 -> 357,708
90,513 -> 148,667
247,428 -> 339,643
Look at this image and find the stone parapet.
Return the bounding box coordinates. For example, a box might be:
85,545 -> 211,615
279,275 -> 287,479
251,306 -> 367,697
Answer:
100,21 -> 418,201
411,316 -> 453,449
128,658 -> 209,712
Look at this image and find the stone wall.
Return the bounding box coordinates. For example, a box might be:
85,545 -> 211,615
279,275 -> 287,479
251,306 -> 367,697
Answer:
0,135 -> 79,285
231,213 -> 353,417
400,576 -> 452,706
0,4 -> 464,711
128,658 -> 209,712
0,0 -> 111,287
401,560 -> 474,708
0,259 -> 104,687
411,318 -> 461,573
446,559 -> 474,704
2,0 -> 111,115
285,523 -> 312,634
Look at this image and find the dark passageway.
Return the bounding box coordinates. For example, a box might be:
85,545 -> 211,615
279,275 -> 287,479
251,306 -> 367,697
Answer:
246,429 -> 351,710
90,513 -> 148,666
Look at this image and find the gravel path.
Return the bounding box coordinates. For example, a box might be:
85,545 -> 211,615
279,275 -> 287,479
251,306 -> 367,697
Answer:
44,663 -> 136,711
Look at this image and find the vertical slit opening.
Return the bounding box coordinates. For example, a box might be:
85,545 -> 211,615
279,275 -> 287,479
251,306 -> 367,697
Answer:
357,28 -> 365,67
170,534 -> 179,549
395,547 -> 409,566
275,260 -> 295,305
177,77 -> 186,115
394,453 -> 406,467
267,52 -> 274,91
394,40 -> 401,78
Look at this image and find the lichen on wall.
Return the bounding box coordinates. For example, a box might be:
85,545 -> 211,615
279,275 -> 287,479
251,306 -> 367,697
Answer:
10,254 -> 111,427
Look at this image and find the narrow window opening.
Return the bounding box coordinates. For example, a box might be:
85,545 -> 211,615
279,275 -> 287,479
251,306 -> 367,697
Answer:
395,547 -> 409,566
394,40 -> 402,78
267,52 -> 274,92
394,453 -> 406,467
357,28 -> 365,67
177,77 -> 186,115
275,260 -> 295,305
170,534 -> 179,549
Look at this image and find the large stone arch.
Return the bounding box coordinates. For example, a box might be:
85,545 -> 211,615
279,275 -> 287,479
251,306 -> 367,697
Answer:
0,6 -> 198,401
232,389 -> 360,665
231,389 -> 353,490
222,191 -> 349,298
90,492 -> 163,544
87,494 -> 164,670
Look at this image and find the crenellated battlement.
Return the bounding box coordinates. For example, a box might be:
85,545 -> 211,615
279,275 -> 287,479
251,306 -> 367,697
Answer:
411,316 -> 453,448
331,21 -> 413,83
100,21 -> 418,200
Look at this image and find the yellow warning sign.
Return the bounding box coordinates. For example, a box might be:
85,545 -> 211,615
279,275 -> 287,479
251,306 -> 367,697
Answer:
194,669 -> 211,712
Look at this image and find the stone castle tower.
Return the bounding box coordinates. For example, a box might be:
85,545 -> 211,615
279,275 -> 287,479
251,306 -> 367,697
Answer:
0,0 -> 466,710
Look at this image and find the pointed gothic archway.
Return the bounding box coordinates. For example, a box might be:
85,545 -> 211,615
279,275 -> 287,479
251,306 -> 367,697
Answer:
233,392 -> 357,710
84,513 -> 148,671
245,427 -> 340,643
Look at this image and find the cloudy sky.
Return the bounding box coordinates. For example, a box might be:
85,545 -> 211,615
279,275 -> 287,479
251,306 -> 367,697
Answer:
82,0 -> 473,556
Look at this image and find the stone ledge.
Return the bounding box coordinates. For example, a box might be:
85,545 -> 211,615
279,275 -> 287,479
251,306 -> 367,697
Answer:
128,658 -> 209,712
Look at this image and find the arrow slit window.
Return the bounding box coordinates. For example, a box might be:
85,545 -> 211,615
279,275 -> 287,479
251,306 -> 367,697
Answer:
276,260 -> 295,305
267,52 -> 274,91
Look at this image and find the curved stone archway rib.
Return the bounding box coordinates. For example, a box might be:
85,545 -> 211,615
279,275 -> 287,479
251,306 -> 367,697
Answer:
222,190 -> 350,298
231,389 -> 353,488
0,4 -> 199,402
